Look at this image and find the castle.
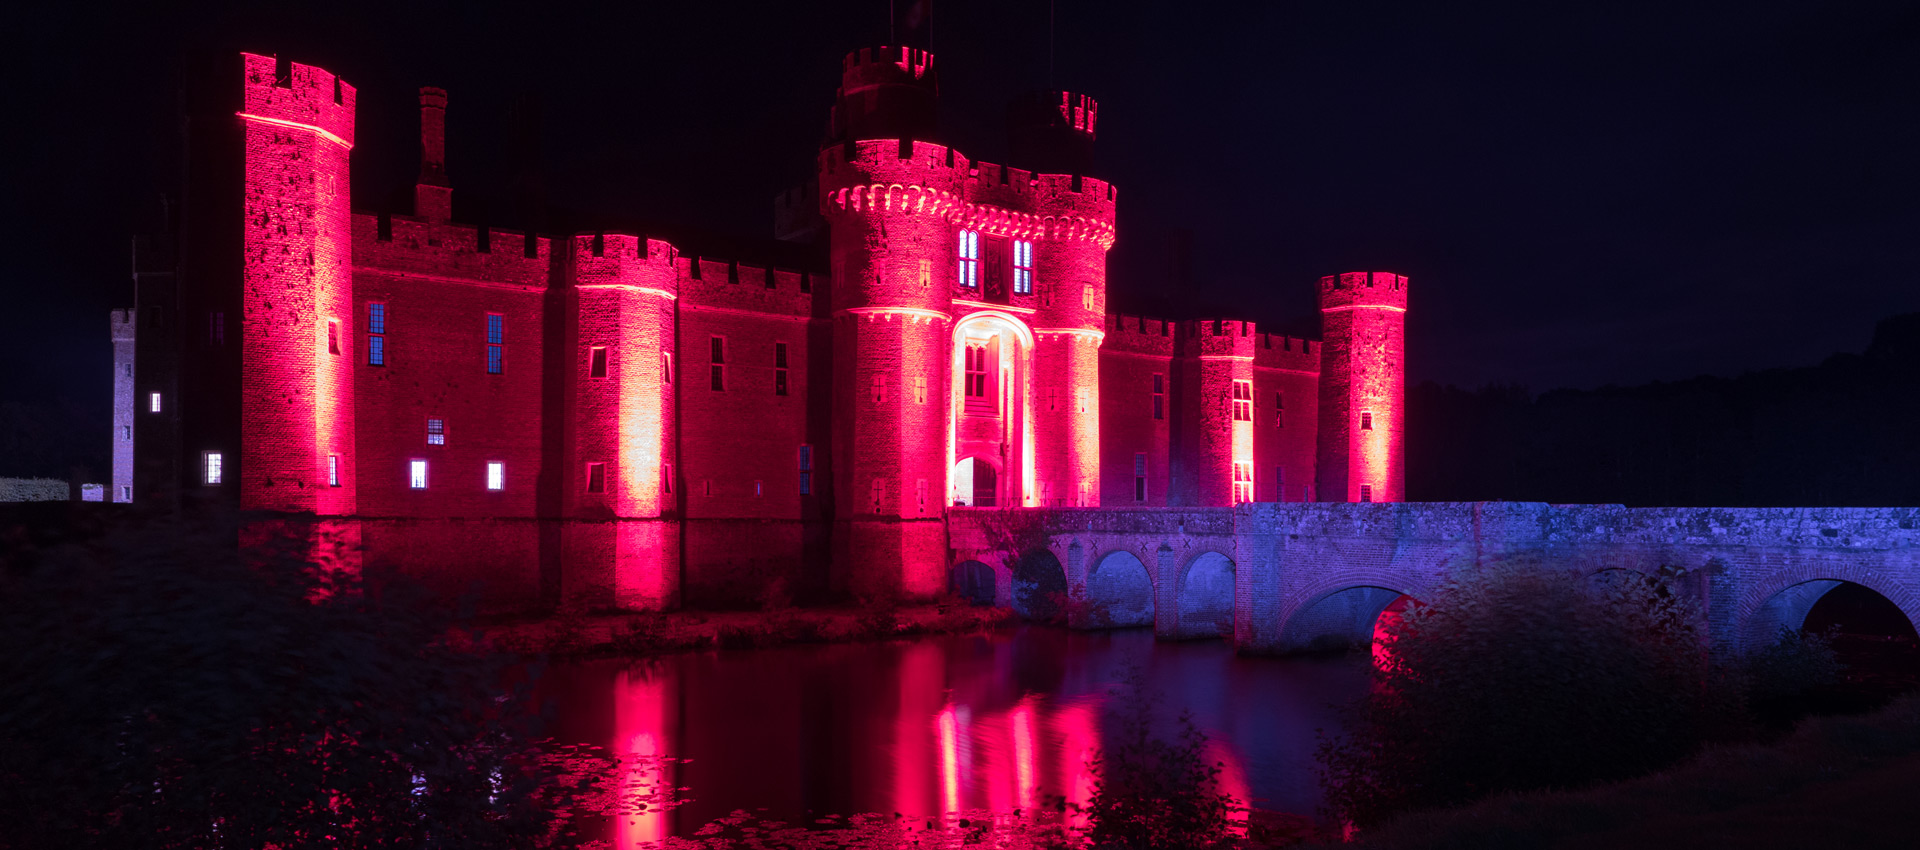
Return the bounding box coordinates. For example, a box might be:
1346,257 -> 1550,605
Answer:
112,47 -> 1408,611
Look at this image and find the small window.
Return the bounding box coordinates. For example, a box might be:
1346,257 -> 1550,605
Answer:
123,363 -> 132,377
1360,484 -> 1373,503
754,480 -> 764,497
917,258 -> 932,289
409,459 -> 428,489
203,452 -> 223,485
586,462 -> 606,494
486,314 -> 504,374
702,479 -> 712,496
1274,466 -> 1285,501
662,463 -> 673,494
487,462 -> 504,491
1078,388 -> 1088,414
709,337 -> 725,391
1012,239 -> 1034,295
120,485 -> 131,501
1231,380 -> 1253,422
965,345 -> 987,397
121,426 -> 131,441
329,455 -> 340,487
367,304 -> 387,365
662,352 -> 672,384
589,347 -> 608,378
1133,452 -> 1147,503
150,393 -> 161,413
369,335 -> 386,366
1361,411 -> 1373,430
1274,391 -> 1285,428
426,418 -> 445,445
368,303 -> 387,334
1152,374 -> 1164,420
1081,286 -> 1094,311
957,230 -> 980,289
774,342 -> 788,396
327,321 -> 340,355
799,445 -> 812,495
1232,462 -> 1253,504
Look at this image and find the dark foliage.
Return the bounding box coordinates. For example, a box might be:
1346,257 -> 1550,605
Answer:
1085,671 -> 1239,850
0,517 -> 663,849
1407,312 -> 1920,506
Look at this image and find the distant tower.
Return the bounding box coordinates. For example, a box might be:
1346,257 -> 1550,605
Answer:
414,87 -> 451,222
237,54 -> 357,514
819,45 -> 954,597
1316,271 -> 1409,503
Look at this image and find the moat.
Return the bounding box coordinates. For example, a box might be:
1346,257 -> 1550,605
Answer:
540,627 -> 1369,843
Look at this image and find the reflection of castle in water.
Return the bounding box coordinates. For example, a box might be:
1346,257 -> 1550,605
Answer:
545,629 -> 1364,843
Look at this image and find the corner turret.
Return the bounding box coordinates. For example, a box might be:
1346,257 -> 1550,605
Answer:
827,45 -> 939,145
415,87 -> 451,223
1316,271 -> 1409,503
1007,91 -> 1097,177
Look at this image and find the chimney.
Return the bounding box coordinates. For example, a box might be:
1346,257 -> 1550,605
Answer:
415,87 -> 451,223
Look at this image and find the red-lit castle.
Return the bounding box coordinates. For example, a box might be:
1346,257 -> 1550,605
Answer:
113,48 -> 1408,611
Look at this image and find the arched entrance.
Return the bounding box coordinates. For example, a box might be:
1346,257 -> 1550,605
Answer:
950,312 -> 1033,509
1086,551 -> 1154,628
951,560 -> 996,606
1012,549 -> 1067,622
1176,552 -> 1235,638
1280,585 -> 1411,655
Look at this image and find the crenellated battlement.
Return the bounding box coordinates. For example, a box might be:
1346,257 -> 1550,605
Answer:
1253,331 -> 1320,371
840,44 -> 937,83
351,212 -> 551,289
1182,318 -> 1260,359
240,53 -> 355,147
1319,271 -> 1409,311
674,252 -> 819,319
819,140 -> 1117,249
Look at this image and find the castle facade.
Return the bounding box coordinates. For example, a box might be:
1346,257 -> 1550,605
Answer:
113,47 -> 1408,610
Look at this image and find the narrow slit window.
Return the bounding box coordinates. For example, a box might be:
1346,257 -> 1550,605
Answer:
1152,374 -> 1164,420
326,321 -> 340,355
957,230 -> 980,289
589,347 -> 608,378
486,313 -> 504,374
1274,390 -> 1285,428
662,352 -> 672,384
1134,452 -> 1147,503
426,418 -> 445,445
916,479 -> 928,513
662,463 -> 673,494
871,373 -> 886,402
329,455 -> 340,487
1012,239 -> 1034,295
367,303 -> 386,366
586,462 -> 606,494
754,480 -> 764,497
774,342 -> 788,396
487,461 -> 504,491
912,375 -> 927,404
203,452 -> 223,485
709,337 -> 725,391
798,445 -> 812,495
871,479 -> 885,514
409,460 -> 428,490
1274,466 -> 1285,502
1231,380 -> 1253,421
150,393 -> 161,413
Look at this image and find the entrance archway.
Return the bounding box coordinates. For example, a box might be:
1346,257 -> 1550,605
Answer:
1176,552 -> 1235,638
952,560 -> 996,606
950,312 -> 1033,509
1012,549 -> 1067,621
950,456 -> 999,507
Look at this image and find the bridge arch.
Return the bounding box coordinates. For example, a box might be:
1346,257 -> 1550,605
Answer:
1012,548 -> 1068,621
951,559 -> 997,607
1175,550 -> 1235,638
1740,570 -> 1920,654
1280,584 -> 1417,654
1084,549 -> 1154,629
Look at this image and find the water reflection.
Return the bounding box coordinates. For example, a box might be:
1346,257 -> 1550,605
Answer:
539,627 -> 1368,844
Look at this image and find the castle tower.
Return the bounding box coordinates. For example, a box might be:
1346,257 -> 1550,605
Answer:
570,234 -> 681,609
414,87 -> 451,223
1316,271 -> 1409,503
1011,92 -> 1112,509
238,54 -> 357,514
1179,320 -> 1258,507
820,46 -> 956,597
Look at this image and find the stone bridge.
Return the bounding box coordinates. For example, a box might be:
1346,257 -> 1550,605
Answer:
946,502 -> 1920,660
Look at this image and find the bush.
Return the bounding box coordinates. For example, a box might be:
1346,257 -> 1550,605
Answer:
1086,672 -> 1240,850
0,518 -> 665,849
1317,562 -> 1730,827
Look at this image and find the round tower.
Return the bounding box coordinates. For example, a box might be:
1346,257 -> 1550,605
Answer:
1006,91 -> 1097,177
820,45 -> 959,598
1315,271 -> 1409,503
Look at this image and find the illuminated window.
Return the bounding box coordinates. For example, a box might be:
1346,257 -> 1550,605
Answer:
798,445 -> 812,495
965,345 -> 987,397
1012,239 -> 1034,295
1232,462 -> 1253,504
327,321 -> 340,355
409,460 -> 428,490
1134,453 -> 1147,503
150,393 -> 161,413
1231,380 -> 1253,421
1274,390 -> 1284,428
586,462 -> 606,494
754,480 -> 764,497
912,375 -> 927,404
119,485 -> 130,501
957,230 -> 980,289
203,452 -> 223,485
367,304 -> 386,365
1361,411 -> 1373,430
329,455 -> 340,487
426,418 -> 445,445
486,314 -> 504,374
774,342 -> 788,396
1152,374 -> 1164,420
1360,484 -> 1373,503
589,347 -> 607,378
1274,466 -> 1285,501
709,336 -> 725,391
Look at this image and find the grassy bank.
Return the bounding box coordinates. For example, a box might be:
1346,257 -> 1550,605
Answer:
473,601 -> 1015,658
1320,690 -> 1920,850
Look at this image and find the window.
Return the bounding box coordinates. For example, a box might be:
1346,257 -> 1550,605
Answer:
1134,452 -> 1147,503
123,363 -> 132,377
367,304 -> 386,365
586,462 -> 606,494
754,480 -> 764,497
1231,380 -> 1253,421
329,455 -> 340,487
702,479 -> 711,496
1274,391 -> 1285,428
662,352 -> 672,384
798,445 -> 812,495
917,258 -> 932,290
774,342 -> 788,396
912,375 -> 927,404
871,479 -> 885,514
426,418 -> 445,445
150,393 -> 161,413
965,345 -> 987,397
871,373 -> 886,402
327,321 -> 340,355
957,230 -> 980,289
1045,386 -> 1059,412
1232,462 -> 1253,504
916,479 -> 928,513
485,313 -> 504,374
1360,484 -> 1373,503
409,460 -> 428,489
1274,466 -> 1285,502
121,426 -> 130,441
589,347 -> 608,378
709,336 -> 725,391
1152,374 -> 1164,420
1082,286 -> 1094,311
487,462 -> 504,491
120,485 -> 130,502
1012,239 -> 1034,295
1361,411 -> 1373,430
662,464 -> 673,494
203,452 -> 223,485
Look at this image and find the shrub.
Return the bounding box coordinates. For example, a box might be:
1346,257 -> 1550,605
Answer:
1086,671 -> 1240,850
1317,562 -> 1727,827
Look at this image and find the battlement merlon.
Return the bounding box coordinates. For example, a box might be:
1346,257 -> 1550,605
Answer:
1319,271 -> 1409,312
819,139 -> 1117,249
830,45 -> 939,145
1183,318 -> 1261,359
572,234 -> 681,297
240,53 -> 355,148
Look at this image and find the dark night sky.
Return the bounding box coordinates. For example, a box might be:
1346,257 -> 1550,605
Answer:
4,0 -> 1918,461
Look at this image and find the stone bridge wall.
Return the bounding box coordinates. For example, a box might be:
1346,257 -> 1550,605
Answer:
948,502 -> 1920,660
